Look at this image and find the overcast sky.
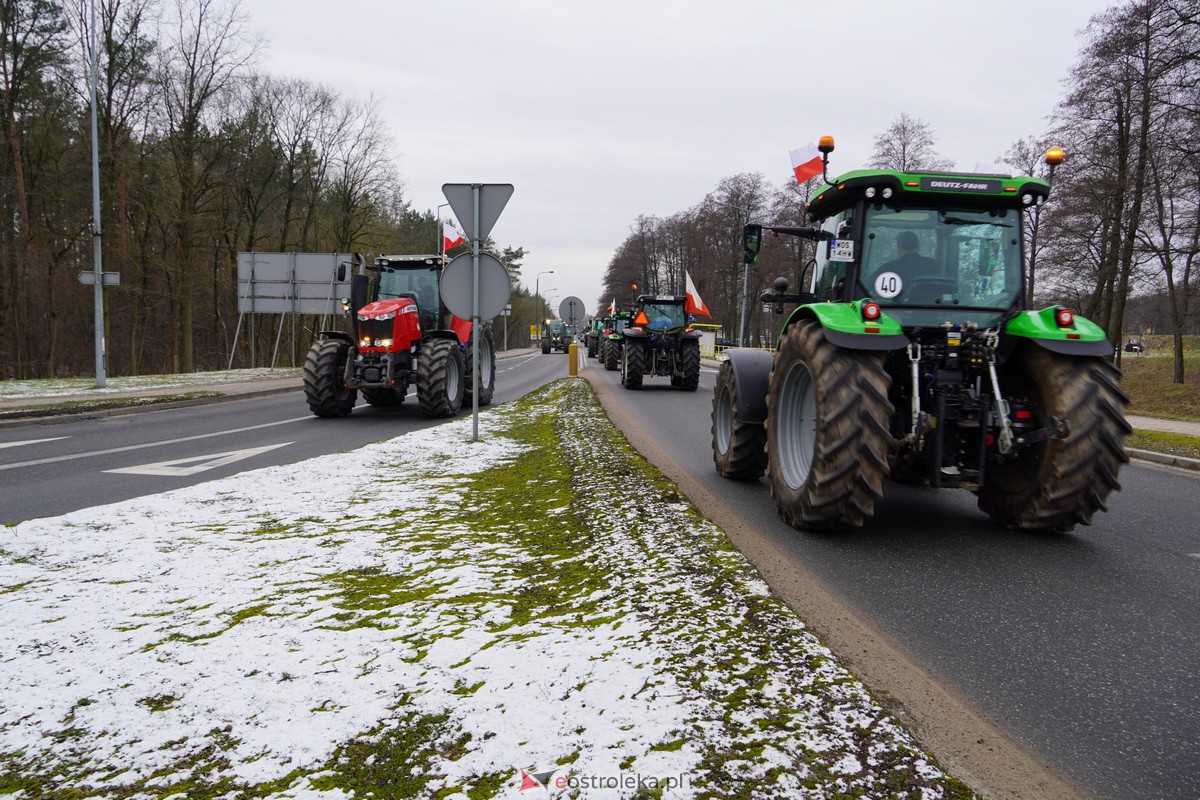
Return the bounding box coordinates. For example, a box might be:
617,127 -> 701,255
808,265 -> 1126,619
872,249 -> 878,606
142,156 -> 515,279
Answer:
242,0 -> 1110,317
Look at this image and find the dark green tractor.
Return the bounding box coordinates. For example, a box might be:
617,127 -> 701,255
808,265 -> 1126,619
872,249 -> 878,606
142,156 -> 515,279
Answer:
620,295 -> 702,391
712,139 -> 1129,531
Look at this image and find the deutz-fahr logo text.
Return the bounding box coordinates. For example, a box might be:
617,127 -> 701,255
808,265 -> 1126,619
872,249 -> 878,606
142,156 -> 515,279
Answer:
919,177 -> 1002,192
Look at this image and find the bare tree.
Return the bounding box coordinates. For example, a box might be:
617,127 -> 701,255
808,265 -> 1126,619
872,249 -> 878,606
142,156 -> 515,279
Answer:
868,113 -> 953,172
154,0 -> 256,371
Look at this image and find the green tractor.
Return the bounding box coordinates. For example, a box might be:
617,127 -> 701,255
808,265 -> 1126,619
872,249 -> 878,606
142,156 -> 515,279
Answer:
620,294 -> 703,391
584,315 -> 612,358
600,310 -> 633,371
711,139 -> 1130,531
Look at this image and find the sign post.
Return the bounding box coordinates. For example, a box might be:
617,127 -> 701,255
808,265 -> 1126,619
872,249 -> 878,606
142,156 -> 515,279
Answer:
442,183 -> 514,441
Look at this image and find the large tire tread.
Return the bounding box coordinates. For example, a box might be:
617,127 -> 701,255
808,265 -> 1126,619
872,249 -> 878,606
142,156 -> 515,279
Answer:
303,339 -> 357,418
978,348 -> 1130,530
678,339 -> 701,391
766,319 -> 893,530
417,338 -> 465,418
712,360 -> 767,479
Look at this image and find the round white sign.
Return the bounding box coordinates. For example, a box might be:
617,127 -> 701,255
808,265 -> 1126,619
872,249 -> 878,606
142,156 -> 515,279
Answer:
873,271 -> 903,299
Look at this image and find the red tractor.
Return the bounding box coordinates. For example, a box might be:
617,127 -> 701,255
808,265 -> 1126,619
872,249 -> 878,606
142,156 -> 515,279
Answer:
303,254 -> 495,418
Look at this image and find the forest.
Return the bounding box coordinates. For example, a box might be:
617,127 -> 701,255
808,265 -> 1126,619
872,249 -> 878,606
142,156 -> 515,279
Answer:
1,0 -> 1197,381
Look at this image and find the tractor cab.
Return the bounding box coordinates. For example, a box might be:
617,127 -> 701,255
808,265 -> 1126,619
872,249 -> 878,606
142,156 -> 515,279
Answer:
374,254 -> 443,331
806,171 -> 1045,331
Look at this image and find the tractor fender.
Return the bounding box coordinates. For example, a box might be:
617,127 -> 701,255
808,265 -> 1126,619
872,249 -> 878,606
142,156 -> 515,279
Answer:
318,330 -> 354,345
622,327 -> 648,339
782,306 -> 909,351
1002,308 -> 1115,358
423,330 -> 462,344
724,348 -> 774,424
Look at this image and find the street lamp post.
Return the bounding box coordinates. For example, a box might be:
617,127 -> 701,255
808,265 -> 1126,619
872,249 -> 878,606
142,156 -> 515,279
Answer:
534,270 -> 554,342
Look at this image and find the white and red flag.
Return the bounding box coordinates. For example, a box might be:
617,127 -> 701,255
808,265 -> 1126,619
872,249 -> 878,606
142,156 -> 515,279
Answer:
789,143 -> 824,184
684,270 -> 711,318
609,297 -> 616,315
442,221 -> 465,251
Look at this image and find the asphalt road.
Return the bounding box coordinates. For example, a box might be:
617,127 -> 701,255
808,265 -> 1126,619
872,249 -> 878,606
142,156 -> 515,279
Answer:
0,351 -> 565,523
4,350 -> 1198,799
579,353 -> 1200,800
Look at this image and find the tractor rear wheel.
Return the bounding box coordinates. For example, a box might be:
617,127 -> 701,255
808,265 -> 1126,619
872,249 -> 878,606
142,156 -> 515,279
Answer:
303,338 -> 357,418
766,319 -> 893,530
417,338 -> 465,418
712,360 -> 767,479
465,325 -> 496,406
603,340 -> 619,371
978,347 -> 1130,531
622,338 -> 644,389
677,338 -> 701,391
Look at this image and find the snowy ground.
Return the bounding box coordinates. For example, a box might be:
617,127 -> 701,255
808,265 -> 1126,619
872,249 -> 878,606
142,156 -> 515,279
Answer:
0,369 -> 301,400
0,380 -> 973,799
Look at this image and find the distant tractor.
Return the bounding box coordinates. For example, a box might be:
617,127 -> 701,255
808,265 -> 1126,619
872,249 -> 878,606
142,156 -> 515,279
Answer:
620,295 -> 702,391
541,319 -> 572,354
303,254 -> 495,418
712,138 -> 1130,531
600,311 -> 632,371
584,315 -> 613,358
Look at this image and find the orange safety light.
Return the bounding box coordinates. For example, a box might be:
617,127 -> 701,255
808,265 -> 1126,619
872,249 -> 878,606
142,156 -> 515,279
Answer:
634,311 -> 649,326
1045,148 -> 1065,167
818,135 -> 835,153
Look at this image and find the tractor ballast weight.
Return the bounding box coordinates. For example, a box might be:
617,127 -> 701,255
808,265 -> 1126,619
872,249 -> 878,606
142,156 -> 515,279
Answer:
619,295 -> 703,391
712,140 -> 1130,531
303,253 -> 495,419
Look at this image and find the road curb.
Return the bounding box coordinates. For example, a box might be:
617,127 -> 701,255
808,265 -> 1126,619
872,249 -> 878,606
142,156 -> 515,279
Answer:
1127,447 -> 1200,473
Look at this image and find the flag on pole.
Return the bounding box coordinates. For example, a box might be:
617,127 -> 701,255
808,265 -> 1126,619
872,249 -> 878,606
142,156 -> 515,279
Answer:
609,297 -> 616,315
789,143 -> 824,184
684,270 -> 711,318
443,220 -> 465,251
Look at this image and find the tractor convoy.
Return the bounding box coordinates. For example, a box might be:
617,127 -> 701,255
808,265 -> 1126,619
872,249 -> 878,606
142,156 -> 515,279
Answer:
303,254 -> 494,419
710,138 -> 1129,532
304,134 -> 1130,533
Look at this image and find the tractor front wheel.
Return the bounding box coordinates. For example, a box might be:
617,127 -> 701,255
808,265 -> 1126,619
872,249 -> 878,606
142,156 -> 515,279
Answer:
978,347 -> 1130,531
766,319 -> 893,530
303,338 -> 357,418
712,360 -> 767,479
603,340 -> 619,371
417,338 -> 465,418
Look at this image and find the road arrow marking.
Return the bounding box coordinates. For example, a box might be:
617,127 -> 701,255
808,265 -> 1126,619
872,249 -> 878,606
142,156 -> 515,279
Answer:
0,437 -> 68,450
104,442 -> 293,476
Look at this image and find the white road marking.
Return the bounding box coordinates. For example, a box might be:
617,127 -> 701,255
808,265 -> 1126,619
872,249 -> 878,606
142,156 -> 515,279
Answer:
0,437 -> 68,450
105,442 -> 293,476
0,416 -> 309,472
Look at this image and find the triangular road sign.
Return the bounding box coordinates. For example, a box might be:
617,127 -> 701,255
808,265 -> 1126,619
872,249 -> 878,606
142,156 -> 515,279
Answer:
442,183 -> 514,241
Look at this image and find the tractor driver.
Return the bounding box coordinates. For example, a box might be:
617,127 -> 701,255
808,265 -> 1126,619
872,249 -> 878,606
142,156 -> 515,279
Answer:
880,231 -> 938,277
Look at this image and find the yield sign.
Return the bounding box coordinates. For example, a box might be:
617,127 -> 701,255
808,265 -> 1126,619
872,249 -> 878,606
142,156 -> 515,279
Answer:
105,442 -> 292,476
441,183 -> 514,241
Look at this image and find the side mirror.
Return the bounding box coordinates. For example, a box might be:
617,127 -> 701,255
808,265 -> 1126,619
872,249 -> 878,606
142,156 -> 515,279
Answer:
336,263 -> 348,282
743,224 -> 762,264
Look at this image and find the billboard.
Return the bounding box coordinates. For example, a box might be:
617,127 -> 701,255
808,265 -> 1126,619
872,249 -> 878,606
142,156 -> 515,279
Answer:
236,252 -> 355,315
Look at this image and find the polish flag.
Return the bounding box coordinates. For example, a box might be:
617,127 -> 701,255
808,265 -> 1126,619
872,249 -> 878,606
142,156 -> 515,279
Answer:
684,270 -> 711,318
789,143 -> 824,184
443,221 -> 465,251
609,297 -> 616,315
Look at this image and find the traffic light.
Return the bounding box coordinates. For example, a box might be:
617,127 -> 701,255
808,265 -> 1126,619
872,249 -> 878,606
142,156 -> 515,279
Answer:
743,224 -> 762,264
